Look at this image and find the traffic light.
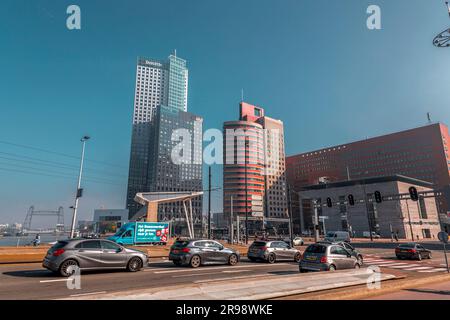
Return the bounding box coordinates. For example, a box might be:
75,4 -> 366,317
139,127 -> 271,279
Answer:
326,197 -> 332,208
374,191 -> 382,203
409,186 -> 419,201
348,194 -> 355,206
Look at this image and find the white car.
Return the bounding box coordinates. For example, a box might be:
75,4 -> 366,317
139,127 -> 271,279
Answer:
293,237 -> 304,246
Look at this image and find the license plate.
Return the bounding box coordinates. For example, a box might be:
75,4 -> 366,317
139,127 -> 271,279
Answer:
306,256 -> 317,261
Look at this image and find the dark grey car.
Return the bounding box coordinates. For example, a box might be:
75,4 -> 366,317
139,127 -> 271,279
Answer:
299,243 -> 360,272
42,239 -> 149,277
169,239 -> 240,268
247,241 -> 302,263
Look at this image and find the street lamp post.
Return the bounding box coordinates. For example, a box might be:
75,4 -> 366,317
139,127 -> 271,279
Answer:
69,136 -> 90,239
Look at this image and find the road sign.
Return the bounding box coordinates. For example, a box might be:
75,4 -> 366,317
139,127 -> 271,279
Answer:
438,231 -> 449,244
318,216 -> 329,220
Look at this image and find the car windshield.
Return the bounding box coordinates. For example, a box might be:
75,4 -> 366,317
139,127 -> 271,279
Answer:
305,244 -> 327,254
114,226 -> 127,237
326,232 -> 336,237
399,243 -> 416,248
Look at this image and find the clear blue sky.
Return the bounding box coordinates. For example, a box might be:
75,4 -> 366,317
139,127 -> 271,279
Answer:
0,0 -> 449,226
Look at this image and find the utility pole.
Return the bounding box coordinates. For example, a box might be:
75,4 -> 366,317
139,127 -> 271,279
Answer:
230,196 -> 234,244
313,199 -> 319,242
208,166 -> 212,239
287,185 -> 294,244
70,136 -> 90,239
245,140 -> 249,244
406,199 -> 414,241
362,180 -> 373,242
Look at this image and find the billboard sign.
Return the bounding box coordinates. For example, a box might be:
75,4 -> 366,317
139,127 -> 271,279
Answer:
135,222 -> 170,243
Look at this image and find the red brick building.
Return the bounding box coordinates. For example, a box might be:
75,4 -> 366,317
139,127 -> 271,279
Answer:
286,123 -> 450,214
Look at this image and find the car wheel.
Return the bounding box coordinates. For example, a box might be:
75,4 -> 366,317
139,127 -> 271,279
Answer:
190,255 -> 201,268
299,268 -> 307,273
228,254 -> 238,266
357,255 -> 363,265
328,264 -> 336,271
294,252 -> 301,263
127,257 -> 143,272
267,253 -> 276,264
59,259 -> 79,277
417,253 -> 422,261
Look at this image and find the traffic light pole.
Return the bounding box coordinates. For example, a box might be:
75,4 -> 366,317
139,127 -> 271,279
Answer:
361,181 -> 373,242
405,199 -> 415,242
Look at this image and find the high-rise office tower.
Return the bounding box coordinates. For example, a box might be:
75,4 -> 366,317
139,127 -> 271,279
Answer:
223,102 -> 288,235
126,54 -> 202,234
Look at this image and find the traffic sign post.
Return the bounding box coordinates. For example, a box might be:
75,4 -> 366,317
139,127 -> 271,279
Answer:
438,231 -> 450,273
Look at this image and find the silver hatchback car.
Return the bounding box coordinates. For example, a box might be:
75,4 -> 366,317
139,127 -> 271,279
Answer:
247,240 -> 302,263
299,243 -> 360,272
42,239 -> 149,277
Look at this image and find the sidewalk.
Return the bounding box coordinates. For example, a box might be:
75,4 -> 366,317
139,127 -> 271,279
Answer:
65,268 -> 396,300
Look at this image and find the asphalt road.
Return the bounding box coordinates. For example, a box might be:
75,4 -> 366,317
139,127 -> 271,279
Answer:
0,258 -> 301,300
1,245 -> 449,300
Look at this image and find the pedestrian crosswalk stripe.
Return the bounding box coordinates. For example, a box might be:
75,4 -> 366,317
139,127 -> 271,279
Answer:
418,268 -> 448,273
388,264 -> 420,268
402,266 -> 434,271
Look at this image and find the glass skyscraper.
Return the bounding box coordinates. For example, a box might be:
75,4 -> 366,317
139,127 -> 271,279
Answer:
126,54 -> 203,235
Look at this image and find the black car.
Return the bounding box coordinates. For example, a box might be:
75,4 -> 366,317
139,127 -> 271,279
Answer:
395,242 -> 432,260
169,239 -> 240,268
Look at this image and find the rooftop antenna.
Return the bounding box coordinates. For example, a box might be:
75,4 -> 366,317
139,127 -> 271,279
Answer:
427,112 -> 432,124
433,1 -> 450,47
241,89 -> 244,102
174,49 -> 177,57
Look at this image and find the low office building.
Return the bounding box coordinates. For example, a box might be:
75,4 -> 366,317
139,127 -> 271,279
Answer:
297,175 -> 441,240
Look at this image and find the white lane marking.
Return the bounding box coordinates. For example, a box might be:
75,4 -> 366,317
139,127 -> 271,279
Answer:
172,272 -> 219,278
365,260 -> 392,264
368,262 -> 409,266
40,279 -> 70,283
419,268 -> 448,273
194,274 -> 268,284
222,270 -> 250,273
401,266 -> 434,271
69,291 -> 107,297
153,263 -> 290,274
